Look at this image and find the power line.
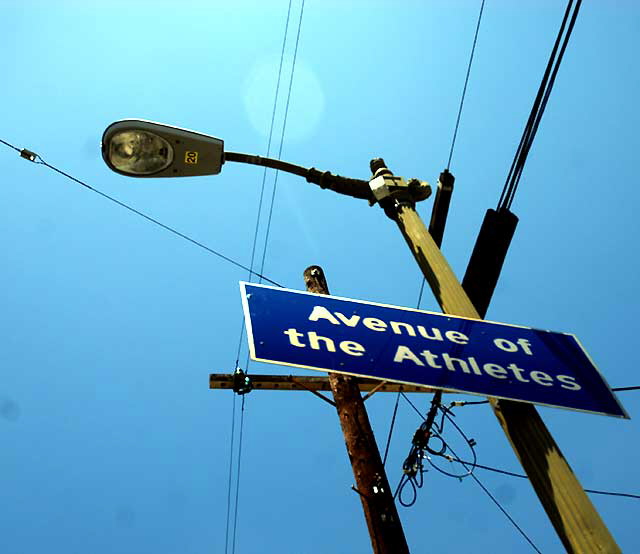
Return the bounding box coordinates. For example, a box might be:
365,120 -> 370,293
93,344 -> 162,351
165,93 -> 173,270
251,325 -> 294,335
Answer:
0,138 -> 21,153
258,0 -> 306,281
498,0 -> 582,210
230,396 -> 246,554
382,391 -> 401,466
400,392 -> 639,501
448,386 -> 640,403
224,395 -> 238,554
0,136 -> 289,552
398,396 -> 542,553
227,4 -> 306,553
467,470 -> 543,553
447,459 -> 640,501
233,0 -> 294,368
446,0 -> 486,170
416,0 -> 485,311
227,3 -> 296,553
0,140 -> 283,287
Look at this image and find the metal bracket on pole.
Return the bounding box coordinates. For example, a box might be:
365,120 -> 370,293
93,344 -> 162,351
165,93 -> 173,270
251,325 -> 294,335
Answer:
428,169 -> 454,248
369,158 -> 431,219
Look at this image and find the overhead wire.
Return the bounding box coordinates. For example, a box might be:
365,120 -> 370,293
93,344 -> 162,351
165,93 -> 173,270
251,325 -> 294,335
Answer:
224,393 -> 238,554
466,468 -> 543,554
382,391 -> 401,467
446,0 -> 486,170
438,418 -> 543,554
0,136 -> 294,552
257,0 -> 306,281
225,2 -> 296,553
232,0 -> 294,368
498,0 -> 582,210
416,0 -> 485,312
450,386 -> 639,401
230,396 -> 246,554
397,395 -> 542,553
0,141 -> 282,287
443,459 -> 640,501
227,3 -> 305,554
401,392 -> 639,499
0,138 -> 21,153
613,386 -> 640,392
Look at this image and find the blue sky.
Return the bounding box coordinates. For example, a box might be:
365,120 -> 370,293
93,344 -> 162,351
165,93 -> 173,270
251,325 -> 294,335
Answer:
1,1 -> 639,553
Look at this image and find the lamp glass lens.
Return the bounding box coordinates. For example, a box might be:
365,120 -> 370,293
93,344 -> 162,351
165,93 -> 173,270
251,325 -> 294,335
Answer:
108,130 -> 174,175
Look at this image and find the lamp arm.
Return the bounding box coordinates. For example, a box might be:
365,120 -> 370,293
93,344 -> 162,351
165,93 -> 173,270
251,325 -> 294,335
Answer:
223,151 -> 374,204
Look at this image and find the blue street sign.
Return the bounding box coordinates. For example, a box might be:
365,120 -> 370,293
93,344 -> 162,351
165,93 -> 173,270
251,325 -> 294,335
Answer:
240,282 -> 628,418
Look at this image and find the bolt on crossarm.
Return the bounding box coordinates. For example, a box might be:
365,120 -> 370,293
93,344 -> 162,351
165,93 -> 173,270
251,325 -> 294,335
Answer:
368,158 -> 620,553
303,265 -> 409,554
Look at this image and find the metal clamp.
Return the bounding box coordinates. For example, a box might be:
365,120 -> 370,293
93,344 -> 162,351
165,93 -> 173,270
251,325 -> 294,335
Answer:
368,158 -> 431,218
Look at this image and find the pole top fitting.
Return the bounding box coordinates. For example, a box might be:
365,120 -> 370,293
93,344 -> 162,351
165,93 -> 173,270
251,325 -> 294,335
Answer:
304,265 -> 330,295
370,158 -> 392,178
368,158 -> 431,218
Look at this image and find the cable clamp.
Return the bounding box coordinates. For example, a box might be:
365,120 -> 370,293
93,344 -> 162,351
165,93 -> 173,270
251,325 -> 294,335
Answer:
232,367 -> 253,395
20,149 -> 38,162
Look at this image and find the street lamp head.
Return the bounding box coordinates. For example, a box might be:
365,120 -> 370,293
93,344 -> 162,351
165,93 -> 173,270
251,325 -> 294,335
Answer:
101,120 -> 224,178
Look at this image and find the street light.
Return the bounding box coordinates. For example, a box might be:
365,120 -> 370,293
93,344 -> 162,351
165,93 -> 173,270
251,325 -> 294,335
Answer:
102,120 -> 224,178
101,119 -> 430,205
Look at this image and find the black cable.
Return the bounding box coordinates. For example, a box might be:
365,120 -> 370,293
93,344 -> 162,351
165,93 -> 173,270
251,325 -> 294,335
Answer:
230,396 -> 246,554
498,0 -> 572,209
416,278 -> 427,310
0,138 -> 21,153
417,0 -> 485,313
448,386 -> 638,404
424,405 -> 477,480
469,471 -> 543,553
232,0 -> 294,368
415,397 -> 640,500
239,0 -> 307,375
398,403 -> 542,552
0,141 -> 283,287
446,0 -> 486,170
228,5 -> 295,552
438,430 -> 542,553
498,0 -> 574,209
446,458 -> 640,500
382,392 -> 401,466
224,394 -> 237,554
401,392 -> 426,419
498,0 -> 582,210
258,0 -> 306,281
504,0 -> 581,210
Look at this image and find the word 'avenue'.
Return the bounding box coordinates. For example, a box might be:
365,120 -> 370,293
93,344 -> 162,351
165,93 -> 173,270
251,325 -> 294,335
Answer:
307,305 -> 471,344
241,283 -> 627,418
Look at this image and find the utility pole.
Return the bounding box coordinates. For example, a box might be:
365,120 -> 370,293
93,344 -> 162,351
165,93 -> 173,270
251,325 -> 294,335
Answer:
303,265 -> 409,554
369,158 -> 620,554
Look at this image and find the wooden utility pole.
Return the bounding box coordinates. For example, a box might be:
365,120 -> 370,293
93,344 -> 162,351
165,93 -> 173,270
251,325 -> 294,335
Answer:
303,265 -> 409,554
369,158 -> 620,553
